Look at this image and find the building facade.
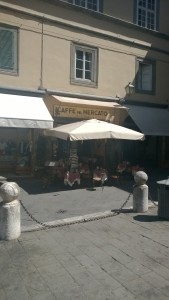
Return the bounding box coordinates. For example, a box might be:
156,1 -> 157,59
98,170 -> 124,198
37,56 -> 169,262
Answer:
0,0 -> 169,175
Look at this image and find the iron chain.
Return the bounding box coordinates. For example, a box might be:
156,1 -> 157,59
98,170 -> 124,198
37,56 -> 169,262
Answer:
19,191 -> 132,231
19,200 -> 48,228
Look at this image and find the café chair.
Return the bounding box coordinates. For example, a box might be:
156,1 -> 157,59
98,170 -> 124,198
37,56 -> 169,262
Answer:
93,168 -> 108,190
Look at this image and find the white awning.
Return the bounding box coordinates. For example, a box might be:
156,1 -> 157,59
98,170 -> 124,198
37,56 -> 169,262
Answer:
0,94 -> 53,128
126,105 -> 169,136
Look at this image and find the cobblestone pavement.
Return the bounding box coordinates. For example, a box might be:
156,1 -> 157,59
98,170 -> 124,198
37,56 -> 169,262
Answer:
1,205 -> 169,300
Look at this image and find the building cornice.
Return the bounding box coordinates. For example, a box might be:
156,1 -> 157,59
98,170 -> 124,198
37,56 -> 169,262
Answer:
0,86 -> 120,102
51,0 -> 169,41
0,0 -> 168,56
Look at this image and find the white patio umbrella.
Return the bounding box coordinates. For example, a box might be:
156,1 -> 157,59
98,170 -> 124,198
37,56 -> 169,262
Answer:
44,119 -> 145,141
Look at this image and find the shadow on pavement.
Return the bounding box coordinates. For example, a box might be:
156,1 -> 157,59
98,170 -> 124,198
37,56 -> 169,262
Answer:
133,214 -> 168,222
13,177 -> 134,195
7,166 -> 168,198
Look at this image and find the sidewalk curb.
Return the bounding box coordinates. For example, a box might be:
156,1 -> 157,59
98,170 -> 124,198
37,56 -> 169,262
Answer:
21,202 -> 156,233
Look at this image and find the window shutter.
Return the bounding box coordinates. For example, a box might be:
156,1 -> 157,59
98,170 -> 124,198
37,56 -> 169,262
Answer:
142,64 -> 152,91
99,0 -> 103,12
0,29 -> 14,70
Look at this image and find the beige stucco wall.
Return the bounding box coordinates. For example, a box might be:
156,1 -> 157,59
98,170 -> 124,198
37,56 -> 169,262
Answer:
159,0 -> 169,35
64,0 -> 169,36
1,0 -> 169,35
104,0 -> 169,36
104,0 -> 133,23
0,9 -> 42,89
0,0 -> 168,106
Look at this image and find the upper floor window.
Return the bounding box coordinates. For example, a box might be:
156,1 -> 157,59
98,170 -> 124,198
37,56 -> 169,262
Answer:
69,0 -> 103,12
0,26 -> 18,74
71,43 -> 98,87
136,58 -> 156,94
135,0 -> 159,30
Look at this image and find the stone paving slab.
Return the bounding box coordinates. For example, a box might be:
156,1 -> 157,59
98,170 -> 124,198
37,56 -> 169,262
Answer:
1,205 -> 169,299
1,168 -> 169,299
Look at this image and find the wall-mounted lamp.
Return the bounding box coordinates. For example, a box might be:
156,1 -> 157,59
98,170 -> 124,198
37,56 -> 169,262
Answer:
116,82 -> 135,105
125,82 -> 135,95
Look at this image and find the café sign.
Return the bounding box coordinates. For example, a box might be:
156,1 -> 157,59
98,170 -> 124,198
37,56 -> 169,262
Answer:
54,105 -> 112,120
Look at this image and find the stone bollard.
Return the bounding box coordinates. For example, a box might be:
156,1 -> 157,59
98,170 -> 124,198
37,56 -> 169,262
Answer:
133,171 -> 148,213
0,182 -> 21,240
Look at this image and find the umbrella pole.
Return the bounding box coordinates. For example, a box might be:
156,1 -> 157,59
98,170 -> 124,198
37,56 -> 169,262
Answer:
90,159 -> 96,191
104,139 -> 106,168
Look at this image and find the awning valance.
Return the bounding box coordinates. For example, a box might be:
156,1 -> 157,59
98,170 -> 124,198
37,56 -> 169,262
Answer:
43,95 -> 128,125
0,94 -> 53,129
126,105 -> 169,136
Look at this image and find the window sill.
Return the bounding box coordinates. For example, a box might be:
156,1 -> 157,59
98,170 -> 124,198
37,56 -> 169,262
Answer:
0,69 -> 18,76
71,79 -> 98,88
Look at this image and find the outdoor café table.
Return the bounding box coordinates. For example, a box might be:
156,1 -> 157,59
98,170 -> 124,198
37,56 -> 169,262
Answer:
64,171 -> 80,187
